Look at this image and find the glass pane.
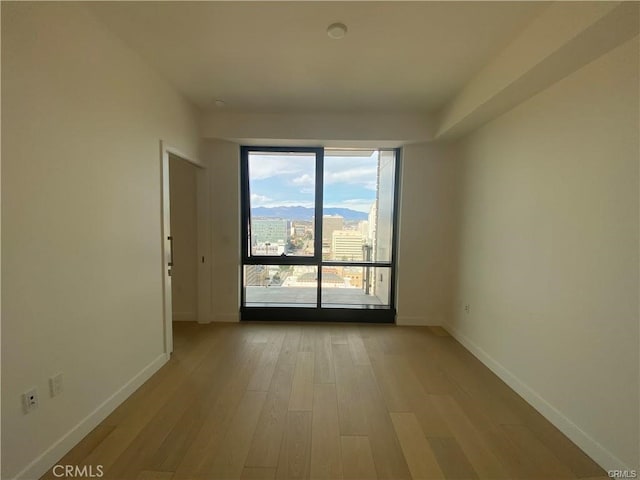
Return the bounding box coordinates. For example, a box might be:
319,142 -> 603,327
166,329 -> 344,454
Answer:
248,151 -> 316,257
244,265 -> 317,306
321,266 -> 391,307
375,150 -> 396,263
322,149 -> 396,262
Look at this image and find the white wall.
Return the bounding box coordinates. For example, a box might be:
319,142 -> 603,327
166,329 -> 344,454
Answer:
202,139 -> 241,322
435,2 -> 639,139
1,3 -> 200,478
396,143 -> 459,325
169,156 -> 198,321
201,111 -> 434,146
448,36 -> 639,471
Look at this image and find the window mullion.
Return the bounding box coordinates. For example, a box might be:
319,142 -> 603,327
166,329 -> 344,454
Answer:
315,149 -> 324,308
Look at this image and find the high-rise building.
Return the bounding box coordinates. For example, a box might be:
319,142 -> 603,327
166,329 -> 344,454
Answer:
358,220 -> 370,241
322,215 -> 344,243
252,218 -> 288,245
368,202 -> 377,259
291,220 -> 313,238
331,230 -> 364,261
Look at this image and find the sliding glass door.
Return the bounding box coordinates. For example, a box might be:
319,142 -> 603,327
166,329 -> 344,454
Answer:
240,146 -> 400,322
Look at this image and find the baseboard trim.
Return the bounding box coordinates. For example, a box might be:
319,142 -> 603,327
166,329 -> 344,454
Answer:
396,315 -> 426,325
444,323 -> 632,473
172,311 -> 196,321
215,313 -> 240,323
396,315 -> 440,326
15,353 -> 169,480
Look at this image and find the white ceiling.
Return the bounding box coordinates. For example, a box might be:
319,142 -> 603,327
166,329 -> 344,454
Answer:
89,1 -> 548,114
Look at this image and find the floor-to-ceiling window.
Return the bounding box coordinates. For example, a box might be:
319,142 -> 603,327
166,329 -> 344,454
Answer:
240,146 -> 400,322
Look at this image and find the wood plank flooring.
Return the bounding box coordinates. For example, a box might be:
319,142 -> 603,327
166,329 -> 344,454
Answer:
42,322 -> 606,480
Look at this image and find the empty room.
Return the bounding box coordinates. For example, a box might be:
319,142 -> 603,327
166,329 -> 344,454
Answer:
1,2 -> 638,480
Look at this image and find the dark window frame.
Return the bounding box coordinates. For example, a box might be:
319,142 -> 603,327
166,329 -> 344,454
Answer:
240,145 -> 401,323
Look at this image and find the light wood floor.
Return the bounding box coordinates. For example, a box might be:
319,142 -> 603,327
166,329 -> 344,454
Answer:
42,322 -> 607,480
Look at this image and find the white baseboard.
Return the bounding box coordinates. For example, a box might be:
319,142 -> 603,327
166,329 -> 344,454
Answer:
396,315 -> 441,326
15,353 -> 169,480
172,311 -> 196,321
445,323 -> 632,473
214,313 -> 239,323
196,309 -> 213,324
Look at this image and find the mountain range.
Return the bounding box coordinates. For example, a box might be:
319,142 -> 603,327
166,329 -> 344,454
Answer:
251,206 -> 368,221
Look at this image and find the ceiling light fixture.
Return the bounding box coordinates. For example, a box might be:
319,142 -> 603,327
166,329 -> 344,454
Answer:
327,22 -> 347,39
214,99 -> 226,108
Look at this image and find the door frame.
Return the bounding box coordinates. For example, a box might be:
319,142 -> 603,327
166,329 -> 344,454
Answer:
160,140 -> 205,354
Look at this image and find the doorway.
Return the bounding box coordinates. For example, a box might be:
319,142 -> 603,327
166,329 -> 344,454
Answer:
168,155 -> 199,322
160,141 -> 206,354
240,146 -> 400,322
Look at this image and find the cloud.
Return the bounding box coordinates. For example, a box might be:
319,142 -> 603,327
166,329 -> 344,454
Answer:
292,174 -> 315,186
249,155 -> 314,180
250,193 -> 273,206
249,153 -> 379,189
344,198 -> 375,206
257,200 -> 316,209
325,199 -> 375,214
248,151 -> 385,212
323,156 -> 378,190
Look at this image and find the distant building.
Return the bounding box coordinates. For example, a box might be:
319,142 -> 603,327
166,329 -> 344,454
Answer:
252,218 -> 288,245
253,243 -> 285,255
343,266 -> 363,288
322,215 -> 344,244
332,230 -> 364,261
292,223 -> 304,237
322,242 -> 331,260
323,266 -> 343,276
245,265 -> 269,286
368,202 -> 377,259
358,220 -> 369,240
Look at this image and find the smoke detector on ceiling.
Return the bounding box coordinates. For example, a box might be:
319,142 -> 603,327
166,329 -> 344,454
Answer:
327,23 -> 347,39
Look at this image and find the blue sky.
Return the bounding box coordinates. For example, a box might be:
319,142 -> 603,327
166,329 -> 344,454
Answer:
249,151 -> 379,213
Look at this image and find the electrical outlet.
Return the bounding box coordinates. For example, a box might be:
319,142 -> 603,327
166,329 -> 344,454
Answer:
50,373 -> 64,397
464,304 -> 470,314
22,388 -> 39,414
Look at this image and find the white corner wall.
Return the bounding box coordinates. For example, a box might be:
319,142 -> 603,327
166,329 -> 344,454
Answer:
202,139 -> 241,322
448,36 -> 639,471
1,3 -> 200,478
396,143 -> 460,325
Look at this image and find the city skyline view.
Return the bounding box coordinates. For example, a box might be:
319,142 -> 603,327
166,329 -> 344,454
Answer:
243,147 -> 396,308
